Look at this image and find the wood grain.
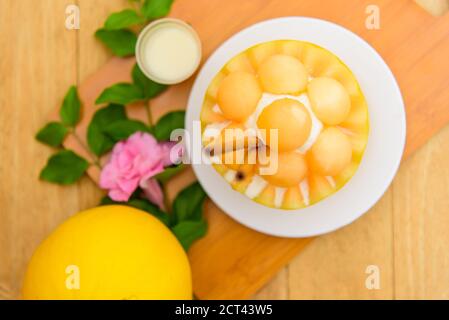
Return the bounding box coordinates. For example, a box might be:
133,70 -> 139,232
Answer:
393,124 -> 449,299
0,0 -> 79,299
1,0 -> 449,300
415,0 -> 449,15
256,124 -> 449,299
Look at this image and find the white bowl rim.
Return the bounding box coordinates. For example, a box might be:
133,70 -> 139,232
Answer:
186,17 -> 406,238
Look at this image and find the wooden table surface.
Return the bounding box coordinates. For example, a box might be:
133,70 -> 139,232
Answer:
1,0 -> 449,300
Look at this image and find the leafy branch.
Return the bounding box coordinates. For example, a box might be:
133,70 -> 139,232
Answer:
95,0 -> 175,57
35,0 -> 208,251
36,74 -> 185,182
102,182 -> 207,251
36,86 -> 92,184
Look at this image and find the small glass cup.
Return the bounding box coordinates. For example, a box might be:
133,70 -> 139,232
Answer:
136,18 -> 202,85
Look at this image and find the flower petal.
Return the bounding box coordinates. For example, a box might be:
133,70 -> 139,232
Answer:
117,177 -> 140,196
99,163 -> 118,189
99,131 -> 170,206
109,189 -> 131,202
141,178 -> 165,210
139,162 -> 164,188
160,141 -> 184,167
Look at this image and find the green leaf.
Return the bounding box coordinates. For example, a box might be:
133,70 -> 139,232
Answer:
172,219 -> 207,251
101,196 -> 170,226
128,199 -> 170,226
96,83 -> 144,105
35,122 -> 68,147
172,182 -> 206,225
132,64 -> 168,99
154,110 -> 185,141
104,9 -> 146,30
141,0 -> 174,19
155,164 -> 185,184
40,150 -> 89,185
60,86 -> 81,126
87,104 -> 127,156
100,196 -> 116,206
103,119 -> 151,141
95,28 -> 137,57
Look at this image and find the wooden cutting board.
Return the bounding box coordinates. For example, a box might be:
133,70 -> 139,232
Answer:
59,0 -> 449,299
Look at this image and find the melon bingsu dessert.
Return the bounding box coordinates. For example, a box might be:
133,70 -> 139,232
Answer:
200,40 -> 369,210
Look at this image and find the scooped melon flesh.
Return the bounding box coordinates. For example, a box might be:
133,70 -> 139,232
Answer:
308,174 -> 336,204
258,54 -> 308,94
307,77 -> 351,125
309,127 -> 353,176
217,71 -> 262,122
257,98 -> 312,152
217,149 -> 258,193
201,40 -> 370,210
258,151 -> 308,188
283,186 -> 305,209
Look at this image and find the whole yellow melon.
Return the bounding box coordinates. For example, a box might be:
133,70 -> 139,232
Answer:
22,205 -> 192,300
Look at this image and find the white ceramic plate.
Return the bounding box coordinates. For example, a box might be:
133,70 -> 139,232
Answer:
186,17 -> 406,238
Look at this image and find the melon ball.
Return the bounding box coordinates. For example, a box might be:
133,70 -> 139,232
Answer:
217,71 -> 262,122
307,77 -> 351,125
310,127 -> 352,176
258,54 -> 308,94
257,98 -> 312,152
258,151 -> 308,187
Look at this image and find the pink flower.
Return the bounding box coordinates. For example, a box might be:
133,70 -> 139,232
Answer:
100,132 -> 182,208
160,141 -> 184,166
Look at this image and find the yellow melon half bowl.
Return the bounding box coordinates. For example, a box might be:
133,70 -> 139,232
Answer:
201,40 -> 370,210
22,205 -> 192,300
